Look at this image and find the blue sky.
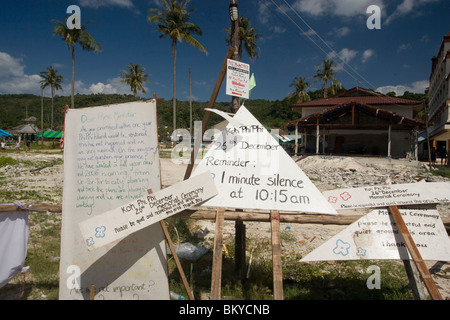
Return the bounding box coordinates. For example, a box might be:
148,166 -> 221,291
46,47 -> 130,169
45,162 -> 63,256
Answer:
0,0 -> 449,102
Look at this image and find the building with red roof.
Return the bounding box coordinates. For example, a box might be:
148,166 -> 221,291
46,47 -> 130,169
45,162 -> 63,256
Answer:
287,87 -> 425,159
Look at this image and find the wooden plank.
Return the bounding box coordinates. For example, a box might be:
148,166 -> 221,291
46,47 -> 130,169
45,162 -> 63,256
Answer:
388,205 -> 444,300
210,208 -> 225,300
270,210 -> 284,300
3,204 -> 450,233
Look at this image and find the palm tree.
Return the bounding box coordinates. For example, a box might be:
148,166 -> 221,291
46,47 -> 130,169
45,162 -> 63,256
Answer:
289,76 -> 311,104
40,66 -> 64,129
313,59 -> 342,98
148,0 -> 207,133
53,19 -> 102,108
119,63 -> 150,98
225,16 -> 262,62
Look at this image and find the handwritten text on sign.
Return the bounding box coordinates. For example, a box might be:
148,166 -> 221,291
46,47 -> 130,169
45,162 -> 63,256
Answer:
79,171 -> 217,250
226,59 -> 250,99
301,206 -> 450,262
323,182 -> 450,210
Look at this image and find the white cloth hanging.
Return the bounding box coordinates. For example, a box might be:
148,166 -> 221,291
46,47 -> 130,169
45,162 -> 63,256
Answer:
0,211 -> 29,288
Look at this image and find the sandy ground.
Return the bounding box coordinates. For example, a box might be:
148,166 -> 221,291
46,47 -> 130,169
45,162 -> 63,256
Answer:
1,151 -> 450,299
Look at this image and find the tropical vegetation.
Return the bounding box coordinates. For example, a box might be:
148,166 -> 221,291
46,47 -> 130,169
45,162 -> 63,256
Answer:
313,59 -> 342,98
288,76 -> 312,104
39,66 -> 65,129
52,19 -> 102,109
225,16 -> 262,62
118,63 -> 150,98
147,0 -> 207,133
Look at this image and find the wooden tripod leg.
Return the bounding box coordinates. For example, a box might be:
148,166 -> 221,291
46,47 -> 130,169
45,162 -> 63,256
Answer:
147,189 -> 194,300
159,220 -> 194,300
270,210 -> 284,300
388,205 -> 443,300
210,208 -> 225,300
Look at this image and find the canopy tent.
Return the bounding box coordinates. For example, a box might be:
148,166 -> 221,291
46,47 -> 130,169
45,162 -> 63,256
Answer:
0,129 -> 12,137
36,130 -> 63,139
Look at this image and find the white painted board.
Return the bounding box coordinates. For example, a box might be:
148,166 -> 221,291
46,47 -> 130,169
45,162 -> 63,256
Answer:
191,106 -> 337,215
79,171 -> 217,250
226,59 -> 250,99
300,206 -> 450,262
322,182 -> 450,210
59,101 -> 169,300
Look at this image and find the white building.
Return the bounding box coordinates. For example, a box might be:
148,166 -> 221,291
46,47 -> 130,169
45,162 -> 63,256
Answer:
428,32 -> 450,154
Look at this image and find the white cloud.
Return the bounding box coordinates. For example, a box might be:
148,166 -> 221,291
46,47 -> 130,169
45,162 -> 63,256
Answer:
0,52 -> 26,79
258,4 -> 286,35
291,0 -> 385,17
292,0 -> 330,16
331,26 -> 350,38
71,77 -> 148,96
0,51 -> 146,97
0,52 -> 41,94
362,49 -> 375,63
376,80 -> 429,96
397,43 -> 412,53
386,0 -> 440,24
77,0 -> 135,9
332,48 -> 358,64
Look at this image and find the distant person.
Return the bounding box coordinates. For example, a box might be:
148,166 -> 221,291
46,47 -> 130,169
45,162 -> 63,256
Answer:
439,146 -> 447,165
26,140 -> 31,152
15,141 -> 20,151
1,141 -> 5,152
431,147 -> 436,166
447,150 -> 450,167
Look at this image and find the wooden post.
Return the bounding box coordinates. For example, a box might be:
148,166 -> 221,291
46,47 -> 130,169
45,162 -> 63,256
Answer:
235,218 -> 246,279
147,189 -> 194,300
210,208 -> 225,300
270,210 -> 284,300
90,285 -> 95,300
387,123 -> 392,158
316,120 -> 320,155
183,47 -> 235,180
388,205 -> 443,300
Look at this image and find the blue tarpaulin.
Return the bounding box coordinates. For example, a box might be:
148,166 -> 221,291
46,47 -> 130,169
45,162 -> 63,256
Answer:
0,129 -> 12,137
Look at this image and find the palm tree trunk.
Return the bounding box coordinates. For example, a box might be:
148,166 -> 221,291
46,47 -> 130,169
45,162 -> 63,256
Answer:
71,45 -> 75,109
172,39 -> 177,134
41,88 -> 44,145
51,85 -> 54,130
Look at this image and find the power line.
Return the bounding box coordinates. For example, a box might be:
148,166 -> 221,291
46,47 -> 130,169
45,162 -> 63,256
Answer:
263,0 -> 425,109
266,0 -> 375,89
281,0 -> 377,89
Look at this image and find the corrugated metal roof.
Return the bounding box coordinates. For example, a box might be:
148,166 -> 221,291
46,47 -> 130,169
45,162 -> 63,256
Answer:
291,87 -> 424,108
292,95 -> 423,108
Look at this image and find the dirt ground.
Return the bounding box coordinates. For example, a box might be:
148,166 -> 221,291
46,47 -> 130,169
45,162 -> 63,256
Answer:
1,151 -> 450,299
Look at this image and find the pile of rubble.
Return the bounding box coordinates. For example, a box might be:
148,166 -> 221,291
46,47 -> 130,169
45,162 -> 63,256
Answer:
297,155 -> 449,189
296,155 -> 450,217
